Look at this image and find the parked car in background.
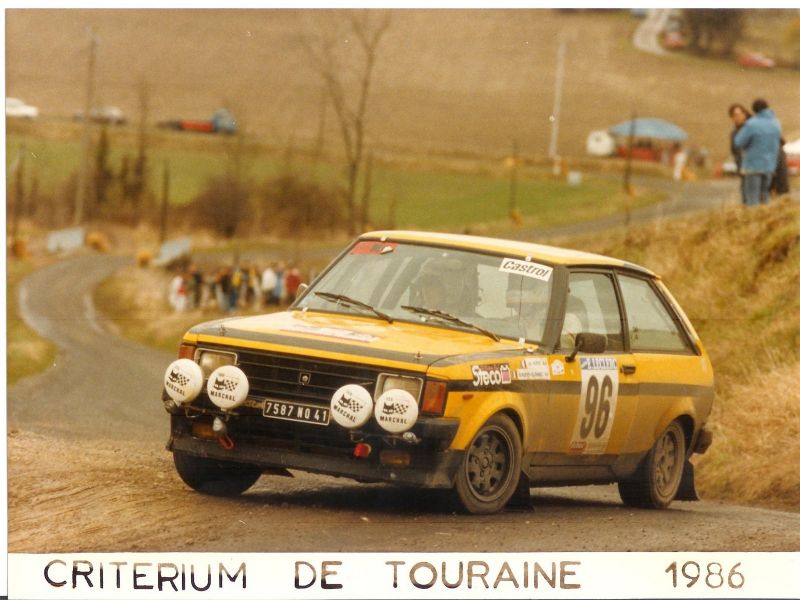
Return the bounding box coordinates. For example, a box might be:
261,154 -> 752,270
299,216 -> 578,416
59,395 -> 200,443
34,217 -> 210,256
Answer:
157,108 -> 237,135
783,138 -> 800,175
736,52 -> 775,69
161,231 -> 714,514
73,105 -> 127,125
6,97 -> 39,119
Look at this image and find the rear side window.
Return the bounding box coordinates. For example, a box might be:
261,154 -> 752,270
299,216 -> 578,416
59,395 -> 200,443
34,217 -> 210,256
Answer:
618,275 -> 691,353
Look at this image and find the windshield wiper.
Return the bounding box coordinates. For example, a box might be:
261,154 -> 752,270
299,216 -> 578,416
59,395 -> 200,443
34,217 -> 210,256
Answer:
401,305 -> 499,342
315,291 -> 394,323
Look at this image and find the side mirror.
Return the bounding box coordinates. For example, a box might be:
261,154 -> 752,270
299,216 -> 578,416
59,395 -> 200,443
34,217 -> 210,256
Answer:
297,282 -> 309,297
566,332 -> 608,363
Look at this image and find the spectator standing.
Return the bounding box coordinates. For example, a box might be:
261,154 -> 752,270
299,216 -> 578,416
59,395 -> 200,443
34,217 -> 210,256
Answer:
189,263 -> 203,309
272,261 -> 286,305
672,144 -> 687,181
734,98 -> 782,206
230,265 -> 242,310
246,263 -> 260,307
771,137 -> 790,196
168,271 -> 188,313
261,263 -> 277,306
285,267 -> 302,303
728,103 -> 751,204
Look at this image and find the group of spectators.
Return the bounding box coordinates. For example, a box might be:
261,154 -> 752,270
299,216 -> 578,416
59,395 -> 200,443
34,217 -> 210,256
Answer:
728,98 -> 789,206
168,261 -> 306,313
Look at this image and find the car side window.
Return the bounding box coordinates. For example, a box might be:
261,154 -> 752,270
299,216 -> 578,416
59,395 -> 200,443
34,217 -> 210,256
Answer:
618,275 -> 691,353
561,272 -> 624,352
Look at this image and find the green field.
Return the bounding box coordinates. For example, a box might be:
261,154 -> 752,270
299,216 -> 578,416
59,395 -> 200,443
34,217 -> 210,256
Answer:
7,125 -> 662,232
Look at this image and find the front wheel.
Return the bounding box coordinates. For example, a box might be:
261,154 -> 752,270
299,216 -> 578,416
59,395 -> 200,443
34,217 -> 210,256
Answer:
618,421 -> 686,509
173,452 -> 262,497
454,414 -> 522,514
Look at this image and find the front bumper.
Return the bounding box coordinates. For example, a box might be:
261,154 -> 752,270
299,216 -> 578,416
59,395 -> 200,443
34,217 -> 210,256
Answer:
167,415 -> 464,488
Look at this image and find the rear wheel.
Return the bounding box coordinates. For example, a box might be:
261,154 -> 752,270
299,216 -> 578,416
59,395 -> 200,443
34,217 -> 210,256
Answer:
619,421 -> 686,509
454,414 -> 522,514
173,452 -> 262,497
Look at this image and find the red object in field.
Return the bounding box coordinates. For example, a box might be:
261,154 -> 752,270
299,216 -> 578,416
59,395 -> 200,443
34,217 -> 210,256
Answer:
616,146 -> 662,162
663,31 -> 686,50
180,120 -> 215,133
787,155 -> 800,175
736,52 -> 775,69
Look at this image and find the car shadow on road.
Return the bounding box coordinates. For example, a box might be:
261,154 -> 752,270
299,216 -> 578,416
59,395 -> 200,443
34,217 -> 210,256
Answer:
237,476 -> 624,515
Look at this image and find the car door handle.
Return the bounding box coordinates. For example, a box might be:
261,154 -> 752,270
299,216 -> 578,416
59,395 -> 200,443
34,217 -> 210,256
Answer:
620,364 -> 636,375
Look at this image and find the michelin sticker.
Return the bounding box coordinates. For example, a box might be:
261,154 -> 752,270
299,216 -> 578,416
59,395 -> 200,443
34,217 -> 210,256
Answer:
375,389 -> 419,433
516,357 -> 550,381
499,258 -> 553,282
569,356 -> 619,455
472,363 -> 512,387
283,323 -> 379,343
330,384 -> 373,429
163,358 -> 203,404
206,365 -> 250,410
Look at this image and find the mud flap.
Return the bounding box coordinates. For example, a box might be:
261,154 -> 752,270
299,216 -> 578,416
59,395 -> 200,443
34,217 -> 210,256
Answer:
676,460 -> 700,501
506,472 -> 535,511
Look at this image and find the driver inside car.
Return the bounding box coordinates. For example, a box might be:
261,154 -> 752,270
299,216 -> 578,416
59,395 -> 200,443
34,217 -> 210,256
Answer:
505,276 -> 550,342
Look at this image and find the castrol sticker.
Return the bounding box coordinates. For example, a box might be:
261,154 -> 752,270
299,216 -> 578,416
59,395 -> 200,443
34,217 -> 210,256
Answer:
330,384 -> 373,429
499,258 -> 553,282
375,389 -> 419,434
163,358 -> 203,404
471,363 -> 512,387
206,365 -> 250,410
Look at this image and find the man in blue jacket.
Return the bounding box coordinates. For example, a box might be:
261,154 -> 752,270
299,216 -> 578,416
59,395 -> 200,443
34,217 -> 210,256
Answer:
734,98 -> 782,206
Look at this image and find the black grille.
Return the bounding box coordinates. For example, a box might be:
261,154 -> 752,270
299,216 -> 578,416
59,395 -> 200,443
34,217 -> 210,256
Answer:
234,348 -> 383,405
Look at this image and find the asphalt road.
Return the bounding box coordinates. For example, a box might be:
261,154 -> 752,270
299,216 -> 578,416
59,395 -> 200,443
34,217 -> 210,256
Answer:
7,191 -> 800,553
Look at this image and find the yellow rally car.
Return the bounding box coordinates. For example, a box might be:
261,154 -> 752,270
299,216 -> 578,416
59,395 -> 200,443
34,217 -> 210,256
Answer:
162,231 -> 713,514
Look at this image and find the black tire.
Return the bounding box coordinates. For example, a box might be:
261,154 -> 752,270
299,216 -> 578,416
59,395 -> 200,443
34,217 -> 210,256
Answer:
618,421 -> 686,509
454,413 -> 522,514
173,452 -> 262,497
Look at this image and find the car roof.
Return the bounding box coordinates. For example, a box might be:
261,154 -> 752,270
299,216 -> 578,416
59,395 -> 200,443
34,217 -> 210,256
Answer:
360,230 -> 656,277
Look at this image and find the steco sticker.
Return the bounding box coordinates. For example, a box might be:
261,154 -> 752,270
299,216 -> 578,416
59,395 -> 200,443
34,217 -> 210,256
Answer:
471,364 -> 512,387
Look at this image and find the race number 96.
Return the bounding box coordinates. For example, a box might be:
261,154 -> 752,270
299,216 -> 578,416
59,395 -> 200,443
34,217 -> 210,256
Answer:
569,357 -> 619,454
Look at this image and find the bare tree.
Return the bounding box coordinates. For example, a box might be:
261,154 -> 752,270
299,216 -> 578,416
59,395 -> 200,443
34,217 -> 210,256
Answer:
301,11 -> 391,235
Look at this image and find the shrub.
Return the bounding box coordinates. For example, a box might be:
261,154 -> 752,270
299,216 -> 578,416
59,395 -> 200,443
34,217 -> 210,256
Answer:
190,176 -> 252,238
258,175 -> 345,235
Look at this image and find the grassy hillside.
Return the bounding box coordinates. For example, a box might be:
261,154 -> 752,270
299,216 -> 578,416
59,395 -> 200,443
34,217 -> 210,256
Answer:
7,9 -> 799,164
559,200 -> 800,510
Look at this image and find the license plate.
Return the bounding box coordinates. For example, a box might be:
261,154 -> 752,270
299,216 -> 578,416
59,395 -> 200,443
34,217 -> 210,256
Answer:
263,399 -> 330,426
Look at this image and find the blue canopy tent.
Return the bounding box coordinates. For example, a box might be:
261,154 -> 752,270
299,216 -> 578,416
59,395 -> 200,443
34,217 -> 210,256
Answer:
609,118 -> 688,141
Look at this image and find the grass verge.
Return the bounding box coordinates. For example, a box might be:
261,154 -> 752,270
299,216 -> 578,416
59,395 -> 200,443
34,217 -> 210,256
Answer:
7,258 -> 58,385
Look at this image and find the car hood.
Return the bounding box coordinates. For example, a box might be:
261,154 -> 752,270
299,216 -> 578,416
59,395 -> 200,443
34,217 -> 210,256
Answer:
186,310 -> 531,370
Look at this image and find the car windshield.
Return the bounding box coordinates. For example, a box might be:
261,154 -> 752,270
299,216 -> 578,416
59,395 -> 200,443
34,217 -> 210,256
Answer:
294,240 -> 554,343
